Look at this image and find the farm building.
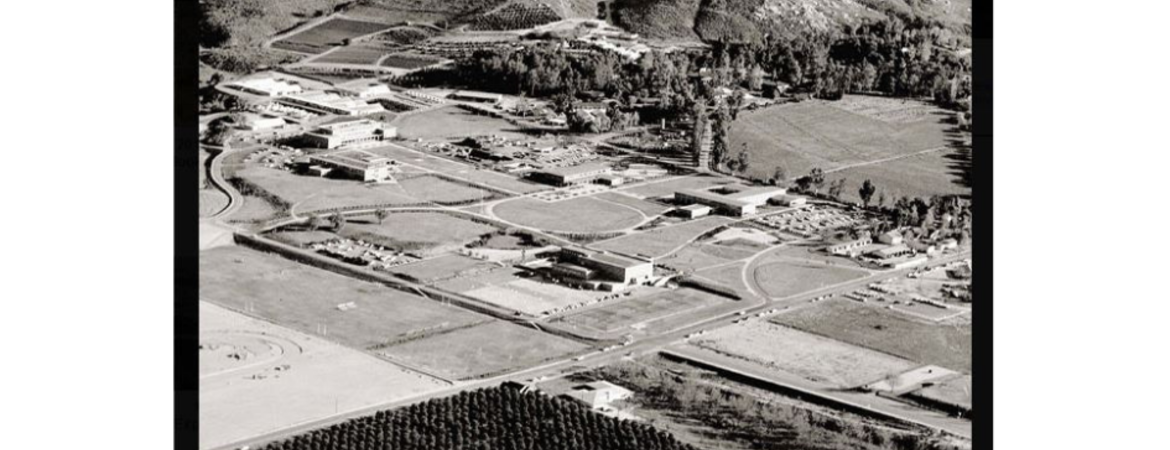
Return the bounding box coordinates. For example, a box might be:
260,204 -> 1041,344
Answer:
227,77 -> 302,97
674,184 -> 787,216
556,246 -> 653,287
562,381 -> 632,410
877,231 -> 904,245
280,91 -> 386,116
308,150 -> 395,182
674,204 -> 712,219
827,236 -> 873,256
450,91 -> 503,104
304,119 -> 394,149
530,162 -> 613,186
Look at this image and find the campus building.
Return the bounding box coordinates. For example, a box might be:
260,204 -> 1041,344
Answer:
227,77 -> 303,97
280,91 -> 387,116
674,184 -> 787,216
827,236 -> 873,256
304,119 -> 394,149
530,162 -> 613,186
337,80 -> 392,98
450,90 -> 503,104
240,116 -> 285,131
308,150 -> 395,182
674,204 -> 712,219
553,246 -> 653,288
562,381 -> 632,410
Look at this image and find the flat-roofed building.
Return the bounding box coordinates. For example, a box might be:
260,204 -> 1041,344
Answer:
827,236 -> 873,256
240,116 -> 286,131
559,246 -> 653,285
450,90 -> 502,104
337,80 -> 392,98
675,204 -> 711,219
280,91 -> 386,116
562,381 -> 632,410
304,119 -> 391,149
530,162 -> 612,186
308,149 -> 395,182
228,77 -> 303,97
868,244 -> 914,261
877,231 -> 904,245
674,184 -> 787,216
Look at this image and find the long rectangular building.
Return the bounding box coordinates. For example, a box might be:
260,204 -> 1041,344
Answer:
308,150 -> 395,182
674,184 -> 786,216
280,91 -> 386,116
530,162 -> 612,186
304,119 -> 394,149
557,246 -> 653,286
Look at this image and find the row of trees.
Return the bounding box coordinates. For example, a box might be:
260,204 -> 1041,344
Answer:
260,386 -> 699,450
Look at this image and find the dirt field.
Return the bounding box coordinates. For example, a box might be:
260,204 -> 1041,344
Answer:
340,212 -> 497,251
200,302 -> 447,450
592,216 -> 736,259
200,246 -> 488,351
752,259 -> 869,298
379,321 -> 590,380
620,174 -> 736,199
393,105 -> 530,141
730,96 -> 961,180
560,288 -> 729,334
493,197 -> 645,232
691,320 -> 918,388
395,175 -> 497,203
910,374 -> 972,410
272,18 -> 395,54
770,298 -> 972,372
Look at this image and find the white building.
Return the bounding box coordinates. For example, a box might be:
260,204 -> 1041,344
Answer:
304,119 -> 392,149
228,78 -> 302,97
281,91 -> 386,116
338,80 -> 392,98
675,184 -> 787,216
240,116 -> 285,131
562,381 -> 632,410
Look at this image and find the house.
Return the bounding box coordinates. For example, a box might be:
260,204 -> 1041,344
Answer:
561,381 -> 632,410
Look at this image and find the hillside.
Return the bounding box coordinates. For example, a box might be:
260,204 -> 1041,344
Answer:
610,0 -> 971,42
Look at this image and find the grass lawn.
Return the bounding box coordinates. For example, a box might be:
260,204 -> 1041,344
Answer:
592,216 -> 736,259
200,190 -> 229,218
730,96 -> 961,181
390,253 -> 500,282
620,174 -> 736,199
771,298 -> 972,372
396,175 -> 497,204
752,259 -> 869,298
594,192 -> 672,216
827,146 -> 972,203
379,321 -> 589,380
199,246 -> 487,351
493,197 -> 644,233
313,43 -> 397,65
561,288 -> 727,333
657,242 -> 756,272
692,320 -> 918,388
393,105 -> 530,141
236,166 -> 421,212
272,18 -> 395,54
341,212 -> 498,251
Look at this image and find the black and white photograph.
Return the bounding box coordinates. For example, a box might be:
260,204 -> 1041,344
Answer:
189,1 -> 981,450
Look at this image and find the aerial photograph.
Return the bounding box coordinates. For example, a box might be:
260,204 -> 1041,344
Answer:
196,0 -> 975,449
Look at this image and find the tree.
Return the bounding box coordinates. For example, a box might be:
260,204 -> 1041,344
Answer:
809,168 -> 826,194
877,190 -> 887,209
306,214 -> 323,231
329,213 -> 346,232
858,179 -> 876,208
828,178 -> 847,201
771,166 -> 788,185
735,149 -> 750,174
374,208 -> 389,224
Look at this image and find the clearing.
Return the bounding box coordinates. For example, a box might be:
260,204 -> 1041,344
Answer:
340,212 -> 498,252
591,216 -> 736,259
379,320 -> 589,380
393,105 -> 529,141
492,197 -> 644,233
752,259 -> 870,298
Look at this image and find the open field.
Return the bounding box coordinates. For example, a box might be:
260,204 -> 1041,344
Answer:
730,96 -> 961,180
200,190 -> 229,218
657,242 -> 757,272
463,276 -> 605,316
390,253 -> 501,282
200,302 -> 447,450
620,174 -> 735,199
764,241 -> 869,268
394,105 -> 529,141
910,375 -> 972,410
592,216 -> 735,258
559,287 -> 729,334
396,174 -> 497,203
366,144 -> 550,193
692,320 -> 918,388
341,212 -> 498,251
379,52 -> 445,69
236,166 -> 420,212
200,246 -> 487,351
272,17 -> 395,54
594,192 -> 672,216
227,195 -> 284,224
771,298 -> 972,372
828,146 -> 972,203
693,262 -> 751,295
493,197 -> 644,232
379,321 -> 590,380
752,259 -> 870,298
268,229 -> 341,246
312,42 -> 399,65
